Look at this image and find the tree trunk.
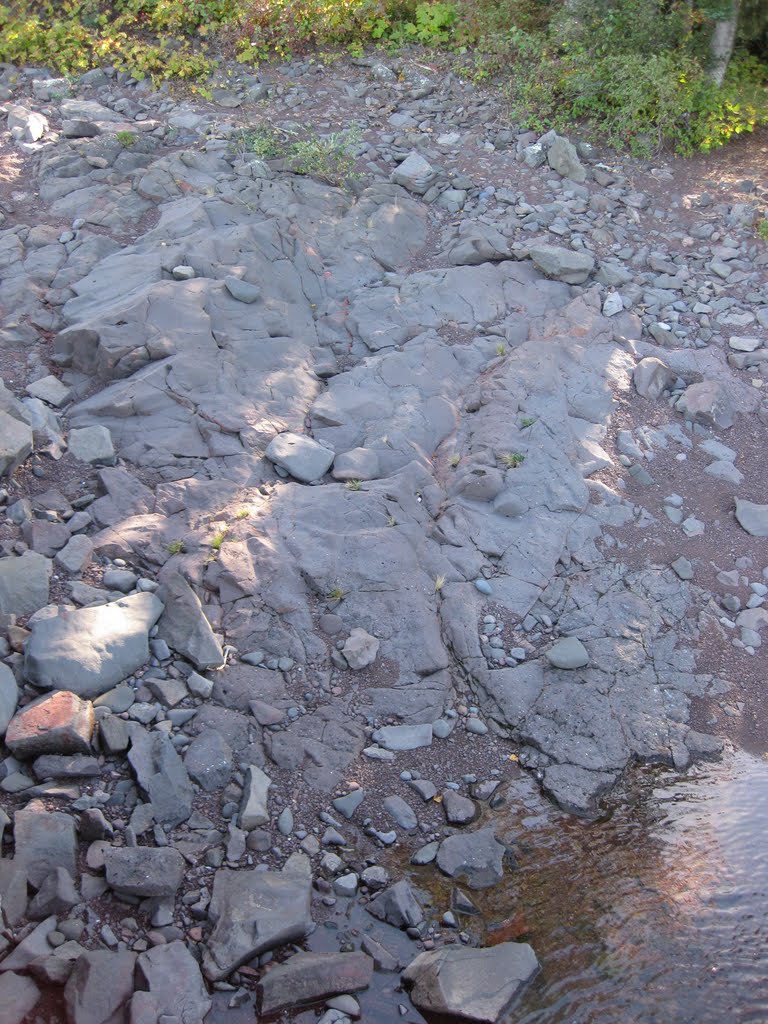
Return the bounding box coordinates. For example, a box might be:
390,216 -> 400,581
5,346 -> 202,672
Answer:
708,0 -> 741,86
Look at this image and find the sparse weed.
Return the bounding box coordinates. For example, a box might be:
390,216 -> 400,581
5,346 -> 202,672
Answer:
327,586 -> 346,602
495,342 -> 507,357
346,478 -> 362,491
235,508 -> 250,519
449,453 -> 461,467
434,574 -> 447,592
166,539 -> 185,555
211,528 -> 228,551
116,130 -> 138,148
387,515 -> 398,527
520,416 -> 536,428
499,451 -> 525,469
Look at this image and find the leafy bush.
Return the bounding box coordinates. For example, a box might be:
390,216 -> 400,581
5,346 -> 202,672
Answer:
236,123 -> 362,186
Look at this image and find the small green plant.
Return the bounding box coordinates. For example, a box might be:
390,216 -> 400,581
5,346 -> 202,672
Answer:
449,453 -> 461,467
434,574 -> 446,593
495,342 -> 507,357
520,416 -> 536,428
289,128 -> 361,186
758,220 -> 768,242
500,452 -> 525,469
346,478 -> 362,491
211,528 -> 228,551
115,130 -> 137,148
166,539 -> 185,555
327,586 -> 346,602
235,508 -> 249,519
387,515 -> 398,527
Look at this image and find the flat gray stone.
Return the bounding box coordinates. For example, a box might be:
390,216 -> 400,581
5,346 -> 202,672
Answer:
203,853 -> 313,981
0,550 -> 51,616
225,276 -> 261,303
341,627 -> 379,670
382,794 -> 418,830
735,499 -> 768,537
366,879 -> 423,929
68,425 -> 115,465
105,846 -> 184,897
545,637 -> 589,670
184,729 -> 233,792
24,591 -> 164,698
13,800 -> 77,888
528,245 -> 594,284
371,724 -> 433,751
0,663 -> 19,736
435,828 -> 505,889
54,534 -> 94,575
64,950 -> 136,1024
0,410 -> 33,477
258,951 -> 373,1014
135,941 -> 212,1023
128,726 -> 194,827
0,972 -> 41,1023
402,942 -> 539,1023
239,764 -> 271,830
265,432 -> 335,483
26,375 -> 71,407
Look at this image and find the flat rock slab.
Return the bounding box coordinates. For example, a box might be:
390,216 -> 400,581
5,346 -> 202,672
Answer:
402,942 -> 539,1023
528,245 -> 594,284
541,763 -> 618,816
435,828 -> 506,889
104,846 -> 184,897
13,800 -> 77,888
367,879 -> 424,929
258,951 -> 373,1013
0,409 -> 33,477
371,724 -> 433,751
203,852 -> 313,981
0,550 -> 51,616
135,941 -> 212,1023
0,971 -> 41,1024
735,499 -> 768,537
24,591 -> 164,698
155,571 -> 224,670
265,431 -> 335,483
0,662 -> 19,736
342,627 -> 380,670
5,691 -> 94,758
127,726 -> 194,827
64,950 -> 136,1024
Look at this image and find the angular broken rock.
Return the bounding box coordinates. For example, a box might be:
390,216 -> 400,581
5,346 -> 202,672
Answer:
528,245 -> 594,284
371,723 -> 433,751
64,950 -> 137,1024
633,357 -> 676,400
155,571 -> 224,670
0,409 -> 33,478
258,951 -> 373,1014
734,499 -> 768,538
5,691 -> 94,758
366,879 -> 424,929
341,627 -> 380,670
0,663 -> 19,736
27,866 -> 79,919
0,972 -> 41,1024
435,828 -> 506,889
541,763 -> 617,815
127,726 -> 194,827
13,801 -> 77,888
239,764 -> 271,830
203,852 -> 313,980
676,381 -> 735,430
24,591 -> 164,698
265,431 -> 335,483
546,135 -> 586,182
134,941 -> 212,1023
402,942 -> 539,1023
104,846 -> 184,898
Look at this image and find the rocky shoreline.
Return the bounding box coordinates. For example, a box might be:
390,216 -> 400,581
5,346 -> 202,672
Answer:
0,51 -> 767,1024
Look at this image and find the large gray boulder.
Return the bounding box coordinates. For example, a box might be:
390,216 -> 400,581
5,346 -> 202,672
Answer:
402,942 -> 539,1023
265,431 -> 335,483
155,571 -> 224,670
13,800 -> 77,888
546,135 -> 586,182
64,950 -> 137,1024
203,852 -> 313,980
0,550 -> 51,616
528,245 -> 594,284
24,592 -> 164,698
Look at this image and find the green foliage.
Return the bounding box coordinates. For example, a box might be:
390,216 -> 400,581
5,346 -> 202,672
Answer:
499,451 -> 525,468
237,123 -> 362,186
758,219 -> 768,242
116,130 -> 138,146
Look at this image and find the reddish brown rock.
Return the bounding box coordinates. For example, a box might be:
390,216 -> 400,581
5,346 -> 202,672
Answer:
5,692 -> 95,758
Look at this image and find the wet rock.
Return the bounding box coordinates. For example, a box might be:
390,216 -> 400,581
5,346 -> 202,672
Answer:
105,846 -> 184,897
203,852 -> 313,980
366,879 -> 424,929
435,828 -> 505,889
258,952 -> 373,1013
265,431 -> 335,483
341,628 -> 380,670
155,571 -> 224,670
134,940 -> 212,1022
0,550 -> 51,616
734,499 -> 768,538
442,790 -> 478,826
0,972 -> 41,1024
14,801 -> 77,888
24,592 -> 164,698
402,942 -> 539,1023
541,763 -> 617,815
5,691 -> 95,758
545,637 -> 589,670
64,950 -> 137,1024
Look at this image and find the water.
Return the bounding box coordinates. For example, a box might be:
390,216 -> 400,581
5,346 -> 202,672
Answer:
403,749 -> 768,1024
